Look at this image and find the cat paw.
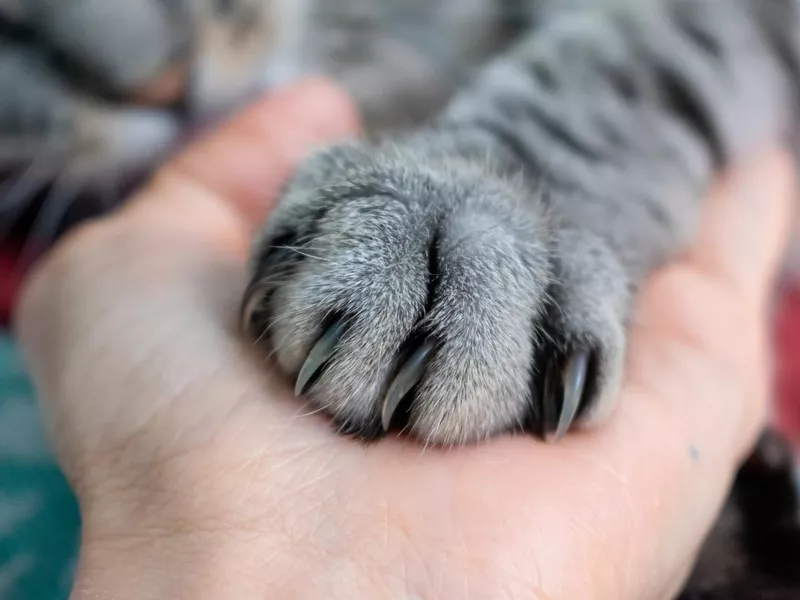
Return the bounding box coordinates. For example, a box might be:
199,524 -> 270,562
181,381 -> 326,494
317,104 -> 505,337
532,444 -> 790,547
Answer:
241,143 -> 632,445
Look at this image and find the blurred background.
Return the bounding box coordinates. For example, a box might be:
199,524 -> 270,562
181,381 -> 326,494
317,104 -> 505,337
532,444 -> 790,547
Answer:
0,333 -> 79,600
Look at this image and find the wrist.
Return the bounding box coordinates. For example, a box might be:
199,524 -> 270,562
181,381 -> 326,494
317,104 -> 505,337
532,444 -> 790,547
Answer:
71,473 -> 390,600
72,530 -> 259,600
73,529 -> 393,600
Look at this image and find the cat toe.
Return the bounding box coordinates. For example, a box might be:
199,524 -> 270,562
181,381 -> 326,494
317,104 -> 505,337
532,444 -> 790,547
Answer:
532,228 -> 632,432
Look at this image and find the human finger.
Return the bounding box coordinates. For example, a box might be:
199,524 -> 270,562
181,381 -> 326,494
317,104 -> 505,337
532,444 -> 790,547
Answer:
156,77 -> 361,228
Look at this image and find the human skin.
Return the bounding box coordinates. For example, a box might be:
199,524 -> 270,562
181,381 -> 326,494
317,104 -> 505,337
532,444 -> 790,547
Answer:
13,78 -> 796,600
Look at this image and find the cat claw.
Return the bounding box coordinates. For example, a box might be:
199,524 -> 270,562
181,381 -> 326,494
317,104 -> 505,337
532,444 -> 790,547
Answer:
295,321 -> 346,396
542,349 -> 590,442
382,339 -> 437,432
239,282 -> 269,337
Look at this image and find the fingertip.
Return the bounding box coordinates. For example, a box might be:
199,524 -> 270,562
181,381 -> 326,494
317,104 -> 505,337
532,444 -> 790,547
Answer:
687,148 -> 796,310
241,76 -> 362,142
156,77 -> 362,225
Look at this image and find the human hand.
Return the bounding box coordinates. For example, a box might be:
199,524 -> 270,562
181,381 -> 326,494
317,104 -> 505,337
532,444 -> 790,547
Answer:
14,77 -> 795,599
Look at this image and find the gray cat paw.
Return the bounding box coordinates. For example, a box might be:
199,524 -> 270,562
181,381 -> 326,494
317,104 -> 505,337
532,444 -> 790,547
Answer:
241,143 -> 631,445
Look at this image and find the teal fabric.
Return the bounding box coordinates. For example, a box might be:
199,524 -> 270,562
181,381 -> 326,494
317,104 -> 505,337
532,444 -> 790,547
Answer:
0,333 -> 79,600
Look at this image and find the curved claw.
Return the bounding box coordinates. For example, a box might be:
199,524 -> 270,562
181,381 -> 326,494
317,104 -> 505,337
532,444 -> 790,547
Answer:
295,321 -> 346,397
542,349 -> 590,443
240,283 -> 269,338
382,339 -> 436,432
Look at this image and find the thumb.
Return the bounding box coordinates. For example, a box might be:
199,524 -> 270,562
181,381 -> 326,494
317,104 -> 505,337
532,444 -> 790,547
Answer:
629,148 -> 796,468
592,150 -> 796,600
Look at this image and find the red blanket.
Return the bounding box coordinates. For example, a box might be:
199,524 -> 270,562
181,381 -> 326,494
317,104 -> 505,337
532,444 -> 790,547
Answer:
776,285 -> 800,447
0,242 -> 23,325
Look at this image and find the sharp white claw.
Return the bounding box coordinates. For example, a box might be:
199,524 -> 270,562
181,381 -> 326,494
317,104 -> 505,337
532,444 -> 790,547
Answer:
381,339 -> 436,432
240,283 -> 269,337
543,350 -> 589,443
295,322 -> 346,396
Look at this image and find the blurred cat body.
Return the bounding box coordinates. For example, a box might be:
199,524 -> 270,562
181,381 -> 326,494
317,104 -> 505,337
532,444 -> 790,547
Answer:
0,0 -> 528,193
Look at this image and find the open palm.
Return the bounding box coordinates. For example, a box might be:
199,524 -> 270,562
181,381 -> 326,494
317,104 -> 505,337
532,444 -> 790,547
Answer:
15,80 -> 793,600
